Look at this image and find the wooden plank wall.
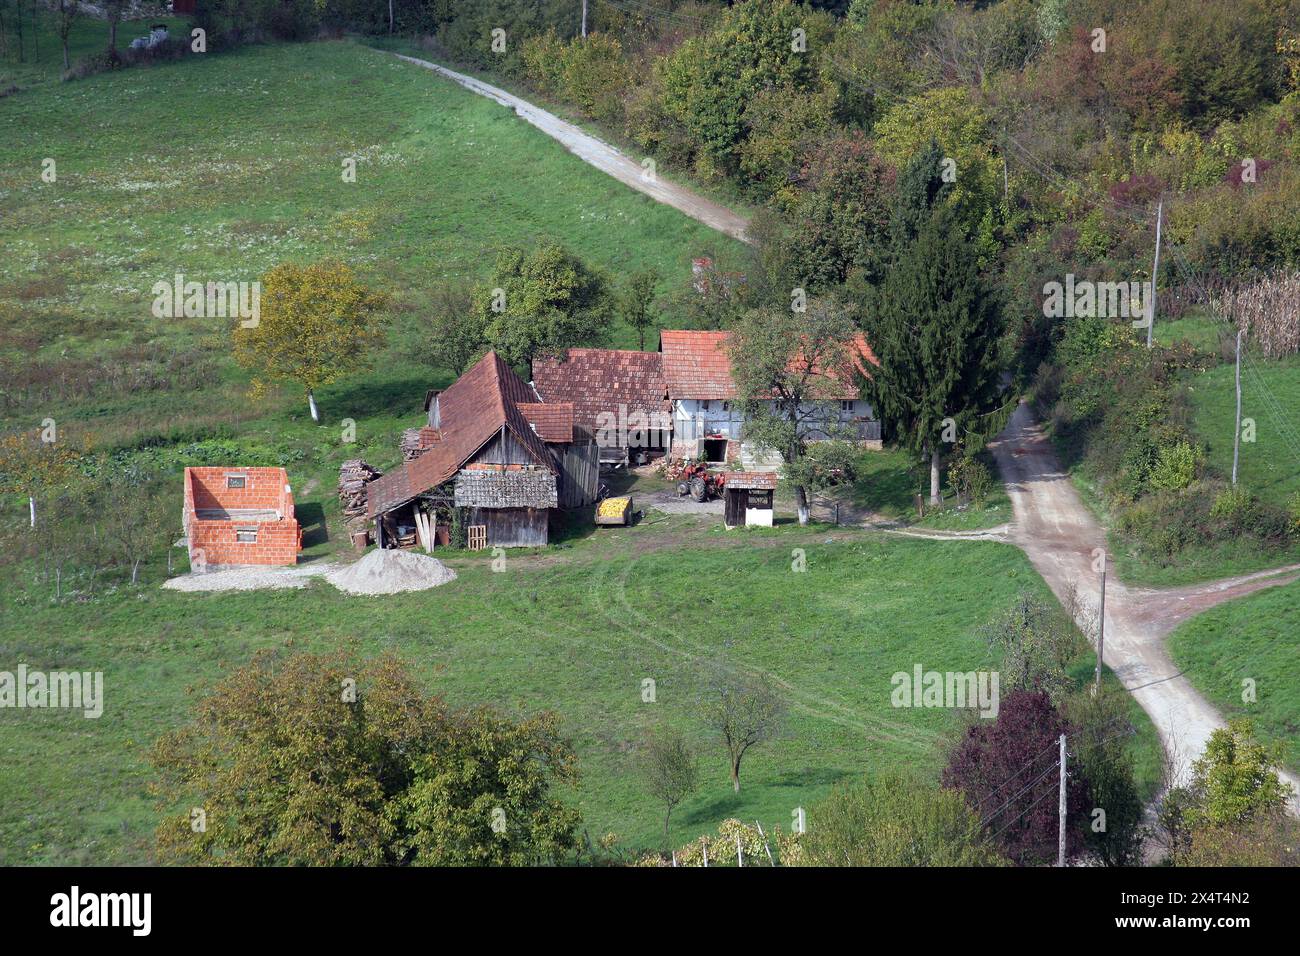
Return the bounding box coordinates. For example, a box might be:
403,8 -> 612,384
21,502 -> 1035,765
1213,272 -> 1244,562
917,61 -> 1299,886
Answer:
557,438 -> 600,508
467,507 -> 549,547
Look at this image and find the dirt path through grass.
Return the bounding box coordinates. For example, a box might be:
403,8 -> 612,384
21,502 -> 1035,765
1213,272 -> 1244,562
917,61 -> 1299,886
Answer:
390,52 -> 752,243
990,401 -> 1300,809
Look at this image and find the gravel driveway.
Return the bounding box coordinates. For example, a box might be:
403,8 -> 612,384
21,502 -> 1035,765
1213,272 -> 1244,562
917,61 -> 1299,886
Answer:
990,401 -> 1300,808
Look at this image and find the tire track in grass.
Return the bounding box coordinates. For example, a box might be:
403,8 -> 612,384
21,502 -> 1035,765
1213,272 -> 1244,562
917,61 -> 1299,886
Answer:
591,540 -> 941,749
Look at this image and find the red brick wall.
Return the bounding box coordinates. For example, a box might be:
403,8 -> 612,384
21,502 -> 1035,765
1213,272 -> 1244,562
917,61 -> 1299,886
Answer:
183,466 -> 300,567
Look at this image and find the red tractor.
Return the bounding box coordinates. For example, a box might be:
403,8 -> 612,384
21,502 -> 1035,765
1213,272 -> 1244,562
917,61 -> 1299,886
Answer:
675,461 -> 725,501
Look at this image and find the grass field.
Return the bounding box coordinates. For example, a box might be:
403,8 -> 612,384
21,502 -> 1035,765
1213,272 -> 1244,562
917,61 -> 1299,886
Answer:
1168,578 -> 1300,775
0,36 -> 1163,863
0,516 -> 1159,864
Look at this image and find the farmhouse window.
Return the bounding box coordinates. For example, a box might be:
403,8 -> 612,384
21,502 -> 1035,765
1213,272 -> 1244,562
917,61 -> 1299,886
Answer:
235,528 -> 257,543
226,474 -> 247,489
841,400 -> 855,413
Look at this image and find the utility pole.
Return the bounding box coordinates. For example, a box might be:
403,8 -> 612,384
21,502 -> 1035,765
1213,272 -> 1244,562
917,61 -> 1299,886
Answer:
1094,554 -> 1106,696
1233,328 -> 1244,485
581,0 -> 588,38
1001,125 -> 1008,202
1057,734 -> 1067,867
1147,198 -> 1162,348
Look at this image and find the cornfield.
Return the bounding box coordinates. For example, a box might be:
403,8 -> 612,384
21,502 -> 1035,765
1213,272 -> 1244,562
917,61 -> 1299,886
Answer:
1213,271 -> 1300,359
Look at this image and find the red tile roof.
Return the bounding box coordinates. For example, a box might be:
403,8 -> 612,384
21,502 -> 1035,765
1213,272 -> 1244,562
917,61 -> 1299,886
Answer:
367,352 -> 557,518
659,330 -> 876,401
724,471 -> 778,490
531,348 -> 669,433
517,402 -> 574,443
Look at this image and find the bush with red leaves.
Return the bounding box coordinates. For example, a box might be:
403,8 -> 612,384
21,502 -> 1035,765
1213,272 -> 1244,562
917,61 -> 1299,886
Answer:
942,690 -> 1090,866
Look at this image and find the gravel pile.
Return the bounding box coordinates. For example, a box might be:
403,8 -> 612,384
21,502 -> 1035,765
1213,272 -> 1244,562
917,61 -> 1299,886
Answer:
325,548 -> 457,595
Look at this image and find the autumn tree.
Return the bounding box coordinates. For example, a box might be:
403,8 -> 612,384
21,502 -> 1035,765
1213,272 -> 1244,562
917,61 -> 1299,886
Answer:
943,690 -> 1089,866
473,241 -> 612,370
639,727 -> 699,847
0,426 -> 84,529
728,297 -> 865,524
233,259 -> 387,423
861,199 -> 1005,504
700,661 -> 787,793
151,649 -> 581,866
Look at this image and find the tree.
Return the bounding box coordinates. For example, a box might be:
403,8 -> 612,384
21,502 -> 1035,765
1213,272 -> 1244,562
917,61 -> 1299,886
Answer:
942,690 -> 1088,866
392,706 -> 580,866
151,649 -> 582,866
474,241 -> 611,370
616,268 -> 660,352
782,131 -> 896,291
411,282 -> 484,375
861,199 -> 1005,504
98,469 -> 173,585
639,727 -> 699,847
979,592 -> 1082,702
1066,689 -> 1147,867
700,662 -> 787,793
0,427 -> 83,529
659,0 -> 835,179
104,0 -> 126,58
56,0 -> 77,72
799,773 -> 1009,867
728,297 -> 865,524
1182,719 -> 1294,831
233,259 -> 387,423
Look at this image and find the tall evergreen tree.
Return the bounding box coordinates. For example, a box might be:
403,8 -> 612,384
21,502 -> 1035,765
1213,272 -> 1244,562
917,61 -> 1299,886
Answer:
861,201 -> 1004,503
889,138 -> 951,252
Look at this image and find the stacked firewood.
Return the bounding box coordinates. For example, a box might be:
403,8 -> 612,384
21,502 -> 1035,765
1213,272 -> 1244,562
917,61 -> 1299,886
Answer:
338,459 -> 382,529
400,428 -> 425,461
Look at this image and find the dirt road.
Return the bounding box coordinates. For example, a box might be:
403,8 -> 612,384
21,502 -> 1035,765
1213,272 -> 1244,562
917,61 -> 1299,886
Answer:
989,402 -> 1300,806
392,53 -> 752,244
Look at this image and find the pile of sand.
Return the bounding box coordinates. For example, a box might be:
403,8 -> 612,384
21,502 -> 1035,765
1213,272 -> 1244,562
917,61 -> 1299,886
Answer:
325,548 -> 457,595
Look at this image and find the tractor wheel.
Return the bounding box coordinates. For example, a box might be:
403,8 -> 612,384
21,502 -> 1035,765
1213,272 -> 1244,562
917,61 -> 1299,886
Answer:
676,481 -> 690,497
690,477 -> 707,502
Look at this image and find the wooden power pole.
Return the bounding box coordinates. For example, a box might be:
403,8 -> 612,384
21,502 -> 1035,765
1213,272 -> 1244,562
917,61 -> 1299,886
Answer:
1057,734 -> 1067,867
1094,556 -> 1106,696
1147,199 -> 1162,348
581,0 -> 588,38
1233,329 -> 1244,485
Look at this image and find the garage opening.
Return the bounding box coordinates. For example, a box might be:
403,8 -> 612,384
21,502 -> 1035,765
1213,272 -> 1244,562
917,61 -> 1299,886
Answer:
702,438 -> 728,464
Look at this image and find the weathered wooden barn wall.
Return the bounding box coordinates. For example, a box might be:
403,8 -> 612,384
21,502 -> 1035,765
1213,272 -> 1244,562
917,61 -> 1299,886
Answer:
465,507 -> 549,547
556,435 -> 600,508
474,428 -> 537,467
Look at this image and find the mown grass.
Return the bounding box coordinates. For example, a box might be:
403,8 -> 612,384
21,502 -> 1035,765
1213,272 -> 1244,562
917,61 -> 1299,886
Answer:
0,517 -> 1158,864
1168,578 -> 1300,774
839,446 -> 1011,531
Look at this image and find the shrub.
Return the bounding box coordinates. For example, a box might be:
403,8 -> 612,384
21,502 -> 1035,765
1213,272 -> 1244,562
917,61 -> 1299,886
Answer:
1148,440 -> 1201,491
947,454 -> 994,505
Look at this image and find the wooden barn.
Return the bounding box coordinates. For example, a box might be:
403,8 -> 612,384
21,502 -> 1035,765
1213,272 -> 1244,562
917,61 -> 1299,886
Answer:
365,351 -> 599,548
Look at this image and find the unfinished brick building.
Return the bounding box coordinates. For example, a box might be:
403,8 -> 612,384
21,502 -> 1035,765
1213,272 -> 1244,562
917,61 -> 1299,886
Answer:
183,466 -> 301,568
